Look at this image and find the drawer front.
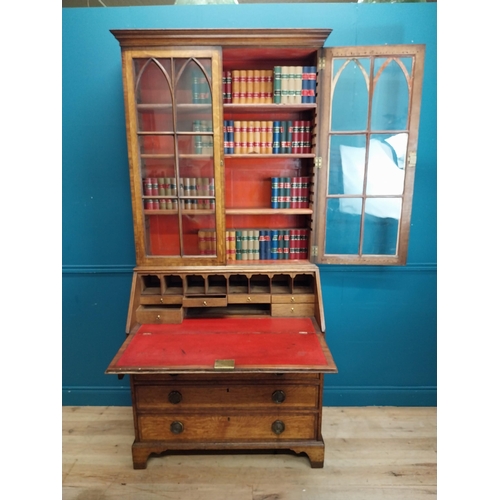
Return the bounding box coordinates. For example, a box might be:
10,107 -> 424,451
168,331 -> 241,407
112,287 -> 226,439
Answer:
182,296 -> 228,308
139,295 -> 183,305
227,294 -> 271,304
135,384 -> 318,410
271,303 -> 315,317
136,305 -> 183,324
272,294 -> 315,304
138,413 -> 318,442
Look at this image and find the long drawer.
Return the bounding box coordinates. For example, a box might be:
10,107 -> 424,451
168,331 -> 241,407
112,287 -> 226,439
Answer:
138,413 -> 318,442
134,384 -> 319,410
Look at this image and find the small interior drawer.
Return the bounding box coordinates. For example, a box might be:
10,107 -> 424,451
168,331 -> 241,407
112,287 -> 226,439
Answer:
271,303 -> 315,317
136,305 -> 184,324
139,296 -> 183,305
227,294 -> 271,304
182,296 -> 227,308
271,294 -> 315,304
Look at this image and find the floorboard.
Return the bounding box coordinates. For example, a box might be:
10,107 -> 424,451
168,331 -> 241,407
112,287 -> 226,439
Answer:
62,406 -> 436,500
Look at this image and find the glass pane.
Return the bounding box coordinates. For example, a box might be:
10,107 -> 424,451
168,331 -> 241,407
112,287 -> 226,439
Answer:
331,58 -> 370,132
362,199 -> 401,255
329,134 -> 366,195
366,134 -> 407,196
138,134 -> 175,156
183,214 -> 217,257
176,120 -> 213,156
175,58 -> 213,133
135,58 -> 173,105
146,214 -> 181,256
324,198 -> 361,255
137,109 -> 173,133
372,57 -> 411,131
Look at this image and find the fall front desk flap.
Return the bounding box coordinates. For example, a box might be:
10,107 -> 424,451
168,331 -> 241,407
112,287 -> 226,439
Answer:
107,317 -> 337,373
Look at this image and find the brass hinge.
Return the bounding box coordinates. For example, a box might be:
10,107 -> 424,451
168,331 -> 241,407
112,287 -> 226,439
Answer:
214,359 -> 235,370
408,151 -> 417,168
318,57 -> 326,70
311,246 -> 318,257
314,157 -> 322,168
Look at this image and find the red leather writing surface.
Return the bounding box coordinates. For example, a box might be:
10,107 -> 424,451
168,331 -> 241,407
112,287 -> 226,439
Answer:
115,317 -> 328,369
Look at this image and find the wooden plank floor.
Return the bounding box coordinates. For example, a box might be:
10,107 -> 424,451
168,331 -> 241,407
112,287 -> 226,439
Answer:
62,406 -> 436,500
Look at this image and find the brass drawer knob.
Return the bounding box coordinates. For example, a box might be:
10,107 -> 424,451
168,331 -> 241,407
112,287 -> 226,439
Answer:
271,420 -> 285,435
170,421 -> 184,434
168,390 -> 182,404
291,296 -> 295,303
272,390 -> 286,404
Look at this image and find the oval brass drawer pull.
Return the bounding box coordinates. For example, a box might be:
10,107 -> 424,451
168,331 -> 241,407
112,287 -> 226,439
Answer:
168,390 -> 182,404
170,421 -> 184,434
272,390 -> 286,404
271,420 -> 285,435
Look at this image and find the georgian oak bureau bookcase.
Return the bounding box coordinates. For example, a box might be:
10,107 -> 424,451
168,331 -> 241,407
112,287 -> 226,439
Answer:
106,29 -> 425,469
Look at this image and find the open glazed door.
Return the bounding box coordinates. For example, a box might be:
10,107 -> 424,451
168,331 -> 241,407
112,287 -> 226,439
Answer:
315,45 -> 425,265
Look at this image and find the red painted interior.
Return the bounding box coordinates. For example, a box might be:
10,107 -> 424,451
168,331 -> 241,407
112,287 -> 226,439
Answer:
115,318 -> 328,369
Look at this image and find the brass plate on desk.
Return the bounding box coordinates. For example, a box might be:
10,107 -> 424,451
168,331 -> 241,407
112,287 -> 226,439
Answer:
214,359 -> 235,370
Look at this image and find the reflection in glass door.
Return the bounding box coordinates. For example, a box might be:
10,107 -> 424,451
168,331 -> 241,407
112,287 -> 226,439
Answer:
319,46 -> 425,264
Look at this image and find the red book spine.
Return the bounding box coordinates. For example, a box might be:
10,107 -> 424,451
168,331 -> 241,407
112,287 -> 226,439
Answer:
298,120 -> 305,154
227,71 -> 232,103
301,229 -> 309,259
289,229 -> 298,259
290,177 -> 299,209
304,120 -> 311,154
291,120 -> 300,154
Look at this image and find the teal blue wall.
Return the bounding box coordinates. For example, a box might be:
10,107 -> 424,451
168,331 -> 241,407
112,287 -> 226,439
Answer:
62,3 -> 437,406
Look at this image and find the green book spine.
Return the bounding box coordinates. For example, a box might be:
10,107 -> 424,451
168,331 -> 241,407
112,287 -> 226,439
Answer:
273,66 -> 282,104
235,230 -> 242,260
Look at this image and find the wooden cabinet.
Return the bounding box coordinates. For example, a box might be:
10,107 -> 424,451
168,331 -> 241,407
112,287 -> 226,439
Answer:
106,29 -> 425,469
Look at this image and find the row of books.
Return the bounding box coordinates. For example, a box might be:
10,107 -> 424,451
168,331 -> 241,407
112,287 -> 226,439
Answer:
223,70 -> 274,104
223,120 -> 312,154
198,229 -> 310,260
271,177 -> 311,209
222,67 -> 317,104
143,177 -> 215,197
144,199 -> 215,211
273,66 -> 317,104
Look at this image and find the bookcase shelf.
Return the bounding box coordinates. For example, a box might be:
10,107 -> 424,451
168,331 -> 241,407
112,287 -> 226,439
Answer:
145,209 -> 215,215
224,103 -> 317,112
141,154 -> 213,159
225,154 -> 315,159
225,208 -> 312,215
137,103 -> 212,112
